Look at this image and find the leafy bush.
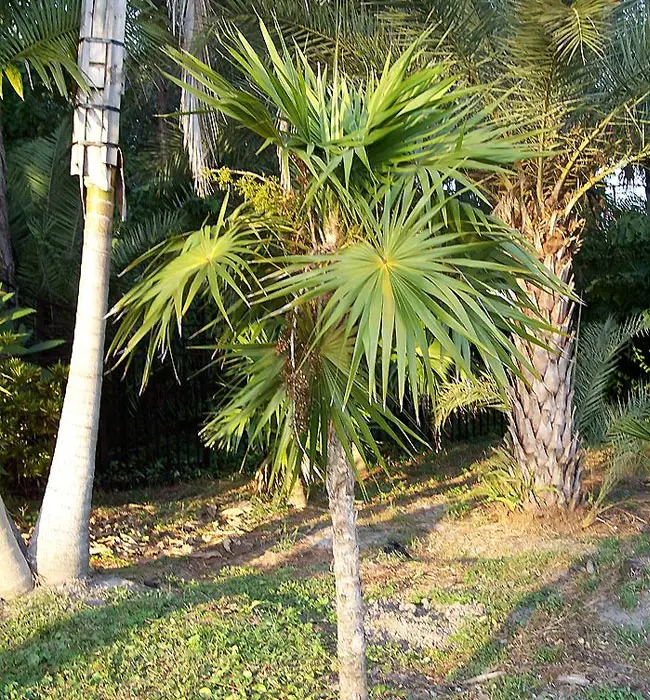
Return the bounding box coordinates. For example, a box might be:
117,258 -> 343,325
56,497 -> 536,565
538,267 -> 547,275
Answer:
0,286 -> 65,491
0,359 -> 66,490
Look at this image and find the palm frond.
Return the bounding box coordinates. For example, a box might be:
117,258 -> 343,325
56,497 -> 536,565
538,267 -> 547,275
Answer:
109,197 -> 289,384
0,0 -> 83,97
574,313 -> 650,443
432,372 -> 504,433
166,22 -> 533,209
6,120 -> 82,305
269,181 -> 561,407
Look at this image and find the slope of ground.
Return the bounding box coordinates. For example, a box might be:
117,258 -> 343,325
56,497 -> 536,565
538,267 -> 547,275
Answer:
1,440 -> 649,699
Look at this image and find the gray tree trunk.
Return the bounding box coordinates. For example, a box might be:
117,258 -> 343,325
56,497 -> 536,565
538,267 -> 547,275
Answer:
494,187 -> 583,509
0,495 -> 33,599
0,111 -> 15,288
508,274 -> 582,508
29,181 -> 114,583
327,429 -> 368,700
28,0 -> 125,585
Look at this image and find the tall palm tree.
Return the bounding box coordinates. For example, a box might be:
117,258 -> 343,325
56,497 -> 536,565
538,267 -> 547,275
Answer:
373,0 -> 650,508
110,25 -> 560,698
27,0 -> 127,584
0,0 -> 83,597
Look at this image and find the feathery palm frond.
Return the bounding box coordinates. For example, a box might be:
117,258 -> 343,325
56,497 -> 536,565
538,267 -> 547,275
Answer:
432,372 -> 504,434
6,120 -> 82,304
574,313 -> 650,443
112,208 -> 194,274
585,384 -> 650,521
0,0 -> 83,98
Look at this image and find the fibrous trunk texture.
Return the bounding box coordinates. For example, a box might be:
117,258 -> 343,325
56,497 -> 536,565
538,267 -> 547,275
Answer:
0,495 -> 33,599
29,182 -> 114,583
0,114 -> 15,288
495,183 -> 582,508
327,429 -> 368,700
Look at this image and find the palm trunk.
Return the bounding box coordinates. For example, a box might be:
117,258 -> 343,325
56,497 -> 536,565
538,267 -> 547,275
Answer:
0,111 -> 15,288
0,495 -> 33,599
495,184 -> 583,508
327,428 -> 368,700
509,276 -> 582,507
28,181 -> 114,583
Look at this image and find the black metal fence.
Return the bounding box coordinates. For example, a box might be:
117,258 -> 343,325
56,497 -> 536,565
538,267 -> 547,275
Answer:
96,364 -> 506,489
441,407 -> 507,444
95,348 -> 220,489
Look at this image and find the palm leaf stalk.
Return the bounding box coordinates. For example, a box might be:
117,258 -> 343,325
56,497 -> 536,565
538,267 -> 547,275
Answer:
111,25 -> 561,699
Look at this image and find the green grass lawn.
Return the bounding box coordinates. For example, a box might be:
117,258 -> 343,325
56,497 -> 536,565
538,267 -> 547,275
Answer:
2,442 -> 650,699
0,568 -> 336,700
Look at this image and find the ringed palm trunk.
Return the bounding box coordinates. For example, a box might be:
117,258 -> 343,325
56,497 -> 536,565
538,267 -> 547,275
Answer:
28,180 -> 114,583
0,495 -> 33,599
495,189 -> 582,508
327,428 -> 368,700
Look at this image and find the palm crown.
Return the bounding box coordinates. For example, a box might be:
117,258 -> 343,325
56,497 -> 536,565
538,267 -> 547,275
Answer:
111,23 -> 561,491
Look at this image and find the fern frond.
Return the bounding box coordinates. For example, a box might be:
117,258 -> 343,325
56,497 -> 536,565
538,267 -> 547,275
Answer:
575,313 -> 650,444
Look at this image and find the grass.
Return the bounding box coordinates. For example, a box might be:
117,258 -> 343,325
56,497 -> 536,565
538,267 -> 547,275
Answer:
0,568 -> 335,700
3,441 -> 650,698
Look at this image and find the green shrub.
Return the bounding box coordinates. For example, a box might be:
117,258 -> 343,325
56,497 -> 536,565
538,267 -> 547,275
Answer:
0,359 -> 66,490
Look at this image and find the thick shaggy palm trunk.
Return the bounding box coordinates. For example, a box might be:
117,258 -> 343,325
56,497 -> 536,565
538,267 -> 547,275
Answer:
29,182 -> 114,583
495,188 -> 582,508
0,496 -> 33,599
0,114 -> 15,288
327,429 -> 368,700
509,262 -> 582,508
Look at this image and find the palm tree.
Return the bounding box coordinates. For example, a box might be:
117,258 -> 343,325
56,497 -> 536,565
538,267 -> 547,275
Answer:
0,0 -> 83,597
371,0 -> 650,508
26,0 -> 127,584
110,25 -> 560,698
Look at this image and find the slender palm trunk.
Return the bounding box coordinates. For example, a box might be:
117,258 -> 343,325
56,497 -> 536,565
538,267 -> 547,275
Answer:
0,111 -> 15,288
327,429 -> 368,700
0,495 -> 33,599
28,181 -> 114,583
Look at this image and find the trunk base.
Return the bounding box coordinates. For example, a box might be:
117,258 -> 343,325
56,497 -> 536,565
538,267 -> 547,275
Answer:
327,429 -> 368,700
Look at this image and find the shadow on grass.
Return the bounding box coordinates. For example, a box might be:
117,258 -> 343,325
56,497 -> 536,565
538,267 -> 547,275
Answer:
0,567 -> 336,693
448,533 -> 650,698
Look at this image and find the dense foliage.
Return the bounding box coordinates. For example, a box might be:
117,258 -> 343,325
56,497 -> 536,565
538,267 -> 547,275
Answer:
0,360 -> 65,490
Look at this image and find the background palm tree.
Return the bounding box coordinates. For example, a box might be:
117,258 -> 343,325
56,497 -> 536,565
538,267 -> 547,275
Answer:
110,25 -> 561,698
369,0 -> 650,508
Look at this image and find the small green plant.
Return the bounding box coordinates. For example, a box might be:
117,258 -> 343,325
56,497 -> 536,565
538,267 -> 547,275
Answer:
486,673 -> 542,700
0,359 -> 66,488
534,643 -> 563,663
0,287 -> 65,489
271,523 -> 301,552
477,448 -> 533,511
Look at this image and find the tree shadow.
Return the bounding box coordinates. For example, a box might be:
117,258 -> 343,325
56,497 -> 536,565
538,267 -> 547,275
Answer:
0,567 -> 336,692
447,532 -> 650,697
